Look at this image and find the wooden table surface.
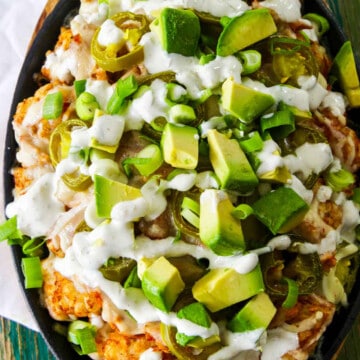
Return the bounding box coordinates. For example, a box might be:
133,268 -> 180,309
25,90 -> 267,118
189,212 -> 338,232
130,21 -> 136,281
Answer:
1,0 -> 360,359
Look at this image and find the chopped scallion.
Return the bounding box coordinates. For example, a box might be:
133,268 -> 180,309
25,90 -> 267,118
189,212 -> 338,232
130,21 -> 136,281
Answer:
181,208 -> 200,229
0,216 -> 18,242
260,110 -> 295,140
134,144 -> 163,176
21,257 -> 43,289
325,168 -> 355,192
232,204 -> 254,220
239,131 -> 263,153
107,75 -> 138,114
182,197 -> 200,216
303,13 -> 330,37
238,50 -> 262,75
68,320 -> 97,355
75,92 -> 100,121
74,79 -> 87,97
43,92 -> 63,120
282,277 -> 299,309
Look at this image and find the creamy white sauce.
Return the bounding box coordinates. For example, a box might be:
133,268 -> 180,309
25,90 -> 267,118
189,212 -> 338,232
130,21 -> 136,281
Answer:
286,175 -> 313,205
209,328 -> 264,360
97,19 -> 125,47
321,91 -> 347,117
125,79 -> 171,130
113,0 -> 250,18
261,327 -> 299,360
316,185 -> 333,203
256,140 -> 284,176
242,78 -> 310,111
139,349 -> 163,360
85,79 -> 114,111
267,235 -> 292,250
260,0 -> 302,22
283,143 -> 333,179
140,32 -> 242,99
91,114 -> 125,146
6,173 -> 65,237
298,75 -> 328,110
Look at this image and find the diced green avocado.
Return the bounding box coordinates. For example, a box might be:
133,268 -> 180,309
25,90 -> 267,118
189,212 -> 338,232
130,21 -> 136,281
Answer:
207,129 -> 258,193
152,8 -> 200,56
175,302 -> 217,347
331,41 -> 360,107
252,186 -> 309,234
199,189 -> 246,256
258,166 -> 292,184
94,174 -> 141,218
192,265 -> 265,312
142,256 -> 185,313
222,78 -> 275,123
227,292 -> 276,333
217,8 -> 277,57
161,123 -> 199,169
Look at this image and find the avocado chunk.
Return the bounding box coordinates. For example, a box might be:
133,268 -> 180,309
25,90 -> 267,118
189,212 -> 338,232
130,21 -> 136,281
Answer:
252,186 -> 309,234
207,129 -> 258,193
161,123 -> 199,169
94,174 -> 141,218
227,292 -> 276,333
199,189 -> 245,256
142,256 -> 185,313
176,302 -> 220,347
222,78 -> 275,124
331,41 -> 360,107
192,265 -> 265,312
217,8 -> 277,57
152,8 -> 200,56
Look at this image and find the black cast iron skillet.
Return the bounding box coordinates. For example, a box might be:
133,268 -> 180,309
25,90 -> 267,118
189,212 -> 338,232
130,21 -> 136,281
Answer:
3,1 -> 360,359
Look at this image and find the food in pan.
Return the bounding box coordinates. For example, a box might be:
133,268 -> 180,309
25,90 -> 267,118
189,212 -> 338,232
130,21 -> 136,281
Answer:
2,0 -> 360,359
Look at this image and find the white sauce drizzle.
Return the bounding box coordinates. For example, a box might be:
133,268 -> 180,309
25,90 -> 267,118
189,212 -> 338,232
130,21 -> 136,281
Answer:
6,173 -> 65,237
260,0 -> 302,22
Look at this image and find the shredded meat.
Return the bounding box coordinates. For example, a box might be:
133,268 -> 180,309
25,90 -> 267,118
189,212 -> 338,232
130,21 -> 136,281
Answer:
315,109 -> 360,172
278,295 -> 336,359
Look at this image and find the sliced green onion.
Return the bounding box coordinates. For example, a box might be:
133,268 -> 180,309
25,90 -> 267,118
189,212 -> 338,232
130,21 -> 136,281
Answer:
0,216 -> 18,242
232,204 -> 254,220
43,92 -> 63,120
325,168 -> 355,192
166,83 -> 187,103
238,131 -> 263,153
124,265 -> 142,289
169,104 -> 197,124
238,50 -> 262,75
76,92 -> 100,121
199,54 -> 216,65
260,110 -> 295,140
107,75 -> 138,114
181,208 -> 200,229
150,117 -> 167,132
68,321 -> 97,355
21,257 -> 43,289
74,79 -> 87,97
122,144 -> 163,177
22,237 -> 46,257
182,197 -> 200,216
167,169 -> 197,181
122,157 -> 151,177
282,277 -> 299,309
303,13 -> 330,37
270,37 -> 309,56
